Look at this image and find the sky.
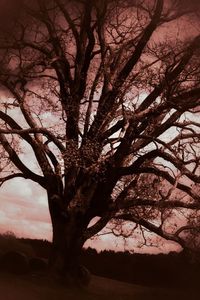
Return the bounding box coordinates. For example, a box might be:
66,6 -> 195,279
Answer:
0,178 -> 51,239
0,176 -> 181,253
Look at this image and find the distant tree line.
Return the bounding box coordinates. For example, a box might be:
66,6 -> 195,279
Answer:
5,235 -> 199,288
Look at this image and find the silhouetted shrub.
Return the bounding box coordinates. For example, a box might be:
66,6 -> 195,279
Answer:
29,257 -> 48,272
20,238 -> 51,259
0,251 -> 29,274
0,232 -> 35,257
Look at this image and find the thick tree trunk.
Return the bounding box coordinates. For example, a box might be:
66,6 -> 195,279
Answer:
48,220 -> 90,286
48,204 -> 90,286
45,179 -> 92,286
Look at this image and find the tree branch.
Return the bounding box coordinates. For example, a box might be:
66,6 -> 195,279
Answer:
0,173 -> 27,187
115,213 -> 185,248
0,133 -> 46,187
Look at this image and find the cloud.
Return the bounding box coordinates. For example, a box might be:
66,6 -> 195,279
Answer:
0,178 -> 52,240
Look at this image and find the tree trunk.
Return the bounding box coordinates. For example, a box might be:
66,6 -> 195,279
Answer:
48,210 -> 90,286
45,179 -> 92,286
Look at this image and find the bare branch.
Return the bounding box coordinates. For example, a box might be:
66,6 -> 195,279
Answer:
115,213 -> 185,248
0,173 -> 27,187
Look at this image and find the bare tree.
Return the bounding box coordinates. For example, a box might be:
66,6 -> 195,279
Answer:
0,0 -> 200,284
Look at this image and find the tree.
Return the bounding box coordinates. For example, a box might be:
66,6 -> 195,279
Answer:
0,0 -> 200,284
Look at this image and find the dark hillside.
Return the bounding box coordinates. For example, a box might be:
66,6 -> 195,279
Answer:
0,233 -> 199,288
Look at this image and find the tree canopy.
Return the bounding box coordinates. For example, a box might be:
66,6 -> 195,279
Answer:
0,0 -> 200,276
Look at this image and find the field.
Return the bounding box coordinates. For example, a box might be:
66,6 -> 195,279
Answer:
0,273 -> 199,300
0,234 -> 200,299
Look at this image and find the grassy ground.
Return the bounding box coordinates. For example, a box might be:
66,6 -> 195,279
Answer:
0,273 -> 199,300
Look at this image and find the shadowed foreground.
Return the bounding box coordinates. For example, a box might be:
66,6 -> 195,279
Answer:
0,273 -> 199,300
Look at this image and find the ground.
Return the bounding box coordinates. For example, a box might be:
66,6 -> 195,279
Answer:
0,273 -> 199,300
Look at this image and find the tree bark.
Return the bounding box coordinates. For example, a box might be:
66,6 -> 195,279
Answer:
47,190 -> 90,286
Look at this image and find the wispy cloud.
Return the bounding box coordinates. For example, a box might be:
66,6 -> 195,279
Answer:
0,178 -> 52,239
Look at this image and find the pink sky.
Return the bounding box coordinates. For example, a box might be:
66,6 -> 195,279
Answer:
0,178 -> 51,239
0,177 -> 181,253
